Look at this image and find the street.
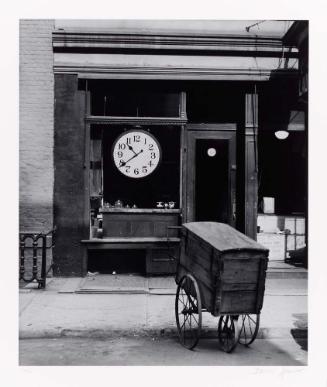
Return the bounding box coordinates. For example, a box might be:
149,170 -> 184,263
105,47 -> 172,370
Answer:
19,335 -> 307,366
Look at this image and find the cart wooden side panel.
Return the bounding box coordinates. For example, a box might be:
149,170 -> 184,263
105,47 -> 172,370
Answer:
177,231 -> 218,313
215,251 -> 268,316
176,263 -> 215,313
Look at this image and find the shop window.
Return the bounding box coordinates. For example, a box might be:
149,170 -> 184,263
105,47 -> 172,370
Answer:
90,124 -> 181,211
258,81 -> 307,217
258,131 -> 307,215
89,80 -> 181,117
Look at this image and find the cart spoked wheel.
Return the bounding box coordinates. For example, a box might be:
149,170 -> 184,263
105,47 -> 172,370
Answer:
238,314 -> 260,346
175,274 -> 202,350
218,315 -> 240,353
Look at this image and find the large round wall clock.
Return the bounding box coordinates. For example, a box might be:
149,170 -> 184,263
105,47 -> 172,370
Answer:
112,130 -> 162,178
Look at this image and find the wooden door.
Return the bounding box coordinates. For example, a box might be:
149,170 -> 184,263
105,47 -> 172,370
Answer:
185,124 -> 237,227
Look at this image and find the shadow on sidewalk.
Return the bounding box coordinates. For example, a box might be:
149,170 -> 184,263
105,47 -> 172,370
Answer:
291,312 -> 308,351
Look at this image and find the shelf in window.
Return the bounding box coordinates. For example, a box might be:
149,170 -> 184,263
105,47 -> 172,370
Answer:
100,208 -> 181,214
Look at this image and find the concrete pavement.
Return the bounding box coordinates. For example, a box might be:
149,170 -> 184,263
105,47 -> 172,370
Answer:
19,274 -> 308,341
19,336 -> 307,366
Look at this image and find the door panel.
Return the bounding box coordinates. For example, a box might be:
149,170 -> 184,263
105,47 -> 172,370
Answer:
185,126 -> 236,226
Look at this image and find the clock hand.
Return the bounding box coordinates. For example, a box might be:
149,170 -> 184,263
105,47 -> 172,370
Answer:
119,149 -> 143,167
127,144 -> 137,156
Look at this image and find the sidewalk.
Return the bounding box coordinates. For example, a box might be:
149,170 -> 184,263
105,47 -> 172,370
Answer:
19,272 -> 308,341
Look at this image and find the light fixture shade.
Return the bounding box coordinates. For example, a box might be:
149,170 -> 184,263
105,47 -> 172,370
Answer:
207,148 -> 217,157
274,130 -> 289,140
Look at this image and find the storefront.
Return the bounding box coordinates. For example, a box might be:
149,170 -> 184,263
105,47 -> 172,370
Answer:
49,21 -> 302,276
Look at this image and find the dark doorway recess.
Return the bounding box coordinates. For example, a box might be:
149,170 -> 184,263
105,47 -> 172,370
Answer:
88,250 -> 146,275
195,139 -> 229,222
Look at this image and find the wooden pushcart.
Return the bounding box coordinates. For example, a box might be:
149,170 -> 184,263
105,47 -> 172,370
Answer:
175,222 -> 269,353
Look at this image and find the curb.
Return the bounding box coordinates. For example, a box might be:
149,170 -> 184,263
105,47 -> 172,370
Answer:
19,326 -> 307,341
266,271 -> 307,279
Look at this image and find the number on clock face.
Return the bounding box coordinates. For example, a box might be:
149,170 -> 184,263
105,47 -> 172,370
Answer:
112,130 -> 161,178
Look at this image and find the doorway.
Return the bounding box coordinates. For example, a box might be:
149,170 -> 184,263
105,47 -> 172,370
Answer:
185,125 -> 236,226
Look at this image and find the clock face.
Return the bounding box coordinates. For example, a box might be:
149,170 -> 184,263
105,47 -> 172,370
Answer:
112,130 -> 161,178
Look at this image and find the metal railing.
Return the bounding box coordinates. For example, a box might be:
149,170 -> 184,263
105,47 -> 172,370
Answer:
19,227 -> 56,289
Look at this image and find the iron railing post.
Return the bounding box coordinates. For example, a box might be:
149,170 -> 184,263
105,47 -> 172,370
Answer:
40,234 -> 47,289
19,237 -> 26,280
32,235 -> 38,281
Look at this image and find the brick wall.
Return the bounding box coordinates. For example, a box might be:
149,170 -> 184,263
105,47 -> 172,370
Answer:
19,20 -> 55,232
